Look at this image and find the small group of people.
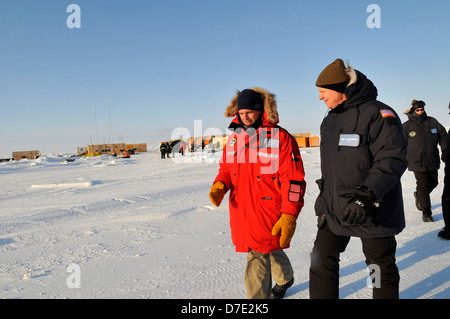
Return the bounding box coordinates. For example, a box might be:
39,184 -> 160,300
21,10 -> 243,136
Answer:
159,142 -> 172,159
160,141 -> 185,159
208,58 -> 449,300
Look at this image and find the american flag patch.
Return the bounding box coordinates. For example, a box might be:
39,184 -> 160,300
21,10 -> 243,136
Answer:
380,109 -> 396,118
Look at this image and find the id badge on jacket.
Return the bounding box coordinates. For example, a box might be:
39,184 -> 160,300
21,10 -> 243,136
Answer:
338,134 -> 360,147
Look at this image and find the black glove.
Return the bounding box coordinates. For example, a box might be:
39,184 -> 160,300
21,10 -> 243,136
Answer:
342,187 -> 375,225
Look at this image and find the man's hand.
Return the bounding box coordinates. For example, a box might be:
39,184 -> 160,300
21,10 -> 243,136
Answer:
272,214 -> 297,247
342,187 -> 375,225
209,182 -> 226,207
342,198 -> 371,225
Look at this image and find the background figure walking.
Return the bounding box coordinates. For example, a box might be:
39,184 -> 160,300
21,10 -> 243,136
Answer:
403,100 -> 447,222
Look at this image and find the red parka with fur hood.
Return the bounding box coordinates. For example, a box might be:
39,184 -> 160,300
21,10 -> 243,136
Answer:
213,88 -> 306,253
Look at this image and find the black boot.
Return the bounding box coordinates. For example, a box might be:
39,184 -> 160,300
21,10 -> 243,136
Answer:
422,208 -> 433,222
414,192 -> 422,211
270,278 -> 294,299
438,228 -> 450,240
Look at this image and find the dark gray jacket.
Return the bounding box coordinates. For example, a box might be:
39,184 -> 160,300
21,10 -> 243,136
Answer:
403,112 -> 447,172
315,69 -> 407,238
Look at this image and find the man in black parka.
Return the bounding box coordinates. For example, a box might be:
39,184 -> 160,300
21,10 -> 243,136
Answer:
310,59 -> 408,299
403,100 -> 447,222
439,102 -> 450,239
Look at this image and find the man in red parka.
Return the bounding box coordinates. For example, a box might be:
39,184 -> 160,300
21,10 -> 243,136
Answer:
209,88 -> 306,299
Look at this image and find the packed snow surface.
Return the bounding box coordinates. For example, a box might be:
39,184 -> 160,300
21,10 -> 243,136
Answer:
0,148 -> 449,299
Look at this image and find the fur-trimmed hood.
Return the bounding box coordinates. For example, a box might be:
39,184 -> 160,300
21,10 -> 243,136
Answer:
342,65 -> 378,109
403,107 -> 413,115
224,87 -> 279,125
403,99 -> 426,115
404,108 -> 427,116
346,65 -> 358,88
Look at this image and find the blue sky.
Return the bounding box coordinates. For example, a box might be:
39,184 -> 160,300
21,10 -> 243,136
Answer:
0,0 -> 449,156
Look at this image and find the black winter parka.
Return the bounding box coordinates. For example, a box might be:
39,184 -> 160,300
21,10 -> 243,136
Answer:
403,112 -> 447,172
315,69 -> 408,238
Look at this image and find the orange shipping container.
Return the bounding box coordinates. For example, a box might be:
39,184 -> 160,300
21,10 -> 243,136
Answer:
309,136 -> 320,147
296,137 -> 309,148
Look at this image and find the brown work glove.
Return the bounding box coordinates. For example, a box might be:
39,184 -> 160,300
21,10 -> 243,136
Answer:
209,181 -> 226,207
271,213 -> 297,248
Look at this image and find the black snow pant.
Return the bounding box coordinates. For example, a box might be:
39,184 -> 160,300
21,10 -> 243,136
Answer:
414,170 -> 438,214
441,165 -> 450,231
309,223 -> 400,299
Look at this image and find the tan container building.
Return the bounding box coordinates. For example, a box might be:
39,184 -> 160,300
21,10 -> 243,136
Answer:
13,150 -> 40,161
126,143 -> 147,153
86,143 -> 126,156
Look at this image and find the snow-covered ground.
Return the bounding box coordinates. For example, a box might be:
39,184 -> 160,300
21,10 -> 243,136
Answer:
0,147 -> 448,299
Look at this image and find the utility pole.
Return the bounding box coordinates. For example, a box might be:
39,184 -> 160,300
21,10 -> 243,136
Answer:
107,99 -> 112,144
93,108 -> 99,145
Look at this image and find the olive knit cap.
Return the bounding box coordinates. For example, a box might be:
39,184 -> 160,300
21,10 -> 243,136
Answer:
316,58 -> 350,93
